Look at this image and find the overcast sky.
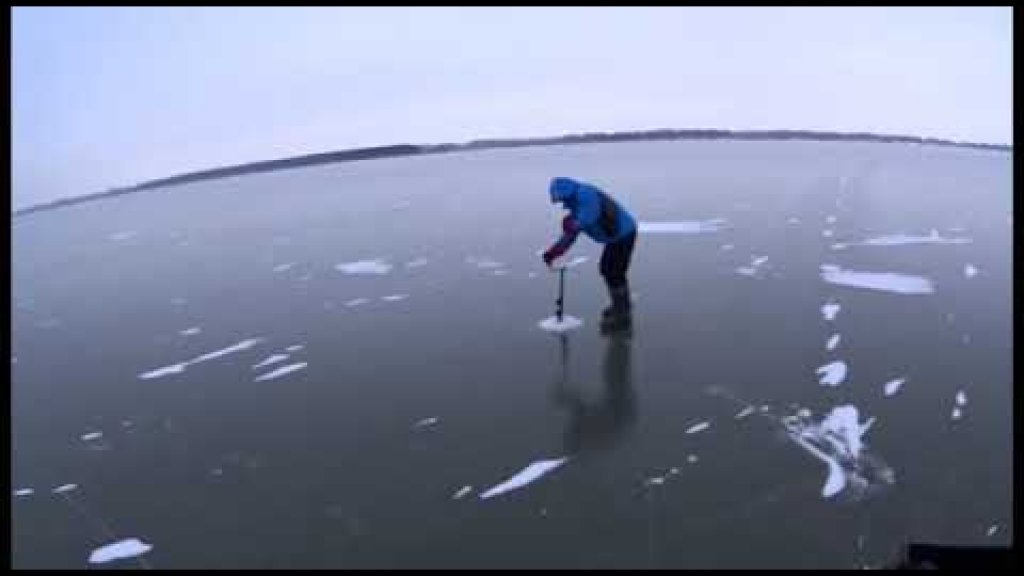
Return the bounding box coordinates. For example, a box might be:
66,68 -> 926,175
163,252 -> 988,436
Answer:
12,6 -> 1012,210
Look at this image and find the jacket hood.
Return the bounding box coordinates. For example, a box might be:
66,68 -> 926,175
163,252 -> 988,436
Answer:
549,177 -> 579,204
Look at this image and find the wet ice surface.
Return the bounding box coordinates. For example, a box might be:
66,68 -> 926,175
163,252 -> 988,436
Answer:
404,258 -> 429,268
253,362 -> 308,382
479,457 -> 569,499
470,258 -> 504,269
538,315 -> 583,333
12,141 -> 1011,568
88,538 -> 153,564
820,266 -> 935,295
139,338 -> 263,380
107,231 -> 137,241
883,378 -> 905,397
638,219 -> 726,233
816,361 -> 848,387
335,259 -> 392,274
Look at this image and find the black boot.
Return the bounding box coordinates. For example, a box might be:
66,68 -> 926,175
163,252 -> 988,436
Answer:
601,283 -> 632,332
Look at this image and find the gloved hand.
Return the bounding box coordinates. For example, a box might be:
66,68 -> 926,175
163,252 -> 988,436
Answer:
542,248 -> 557,267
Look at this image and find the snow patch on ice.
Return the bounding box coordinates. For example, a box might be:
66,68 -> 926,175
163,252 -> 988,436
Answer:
480,457 -> 569,499
638,219 -> 726,234
821,266 -> 934,295
88,538 -> 153,564
335,259 -> 392,274
685,421 -> 710,435
538,315 -> 584,333
883,378 -> 905,397
816,361 -> 848,387
254,362 -> 307,382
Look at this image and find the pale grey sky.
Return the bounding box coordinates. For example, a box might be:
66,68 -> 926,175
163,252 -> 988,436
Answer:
12,6 -> 1012,209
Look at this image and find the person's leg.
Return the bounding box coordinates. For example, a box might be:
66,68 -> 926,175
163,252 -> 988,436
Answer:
599,242 -> 617,316
610,232 -> 635,315
601,232 -> 636,319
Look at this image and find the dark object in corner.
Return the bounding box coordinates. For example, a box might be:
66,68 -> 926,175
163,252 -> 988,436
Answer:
888,544 -> 1014,569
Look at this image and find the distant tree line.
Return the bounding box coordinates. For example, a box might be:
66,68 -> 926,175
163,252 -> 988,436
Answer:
13,130 -> 1009,217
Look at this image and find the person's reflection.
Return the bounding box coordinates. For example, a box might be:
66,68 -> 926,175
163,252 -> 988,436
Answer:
551,332 -> 636,455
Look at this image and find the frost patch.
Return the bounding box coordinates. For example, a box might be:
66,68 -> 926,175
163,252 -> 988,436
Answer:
816,361 -> 848,387
480,457 -> 568,499
821,266 -> 934,295
335,259 -> 392,274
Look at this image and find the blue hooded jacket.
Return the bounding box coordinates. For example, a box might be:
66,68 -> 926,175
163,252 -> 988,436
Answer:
549,177 -> 636,245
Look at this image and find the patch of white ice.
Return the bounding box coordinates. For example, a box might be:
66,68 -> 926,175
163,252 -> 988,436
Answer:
345,298 -> 370,307
845,232 -> 971,247
735,406 -> 756,419
272,263 -> 294,273
964,264 -> 978,278
254,362 -> 308,382
826,334 -> 841,351
538,315 -> 584,333
821,266 -> 934,295
53,484 -> 77,494
335,259 -> 392,274
782,405 -> 888,499
88,538 -> 153,564
413,417 -> 439,428
883,378 -> 905,397
638,219 -> 726,234
81,432 -> 103,441
816,361 -> 848,387
480,457 -> 568,499
685,421 -> 710,435
452,486 -> 473,500
179,327 -> 201,336
381,294 -> 409,301
822,302 -> 841,321
252,354 -> 289,369
13,488 -> 33,497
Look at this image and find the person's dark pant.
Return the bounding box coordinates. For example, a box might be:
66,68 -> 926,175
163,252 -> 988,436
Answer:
600,231 -> 637,312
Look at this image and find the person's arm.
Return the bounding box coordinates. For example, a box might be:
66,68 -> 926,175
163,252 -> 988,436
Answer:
543,215 -> 580,266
